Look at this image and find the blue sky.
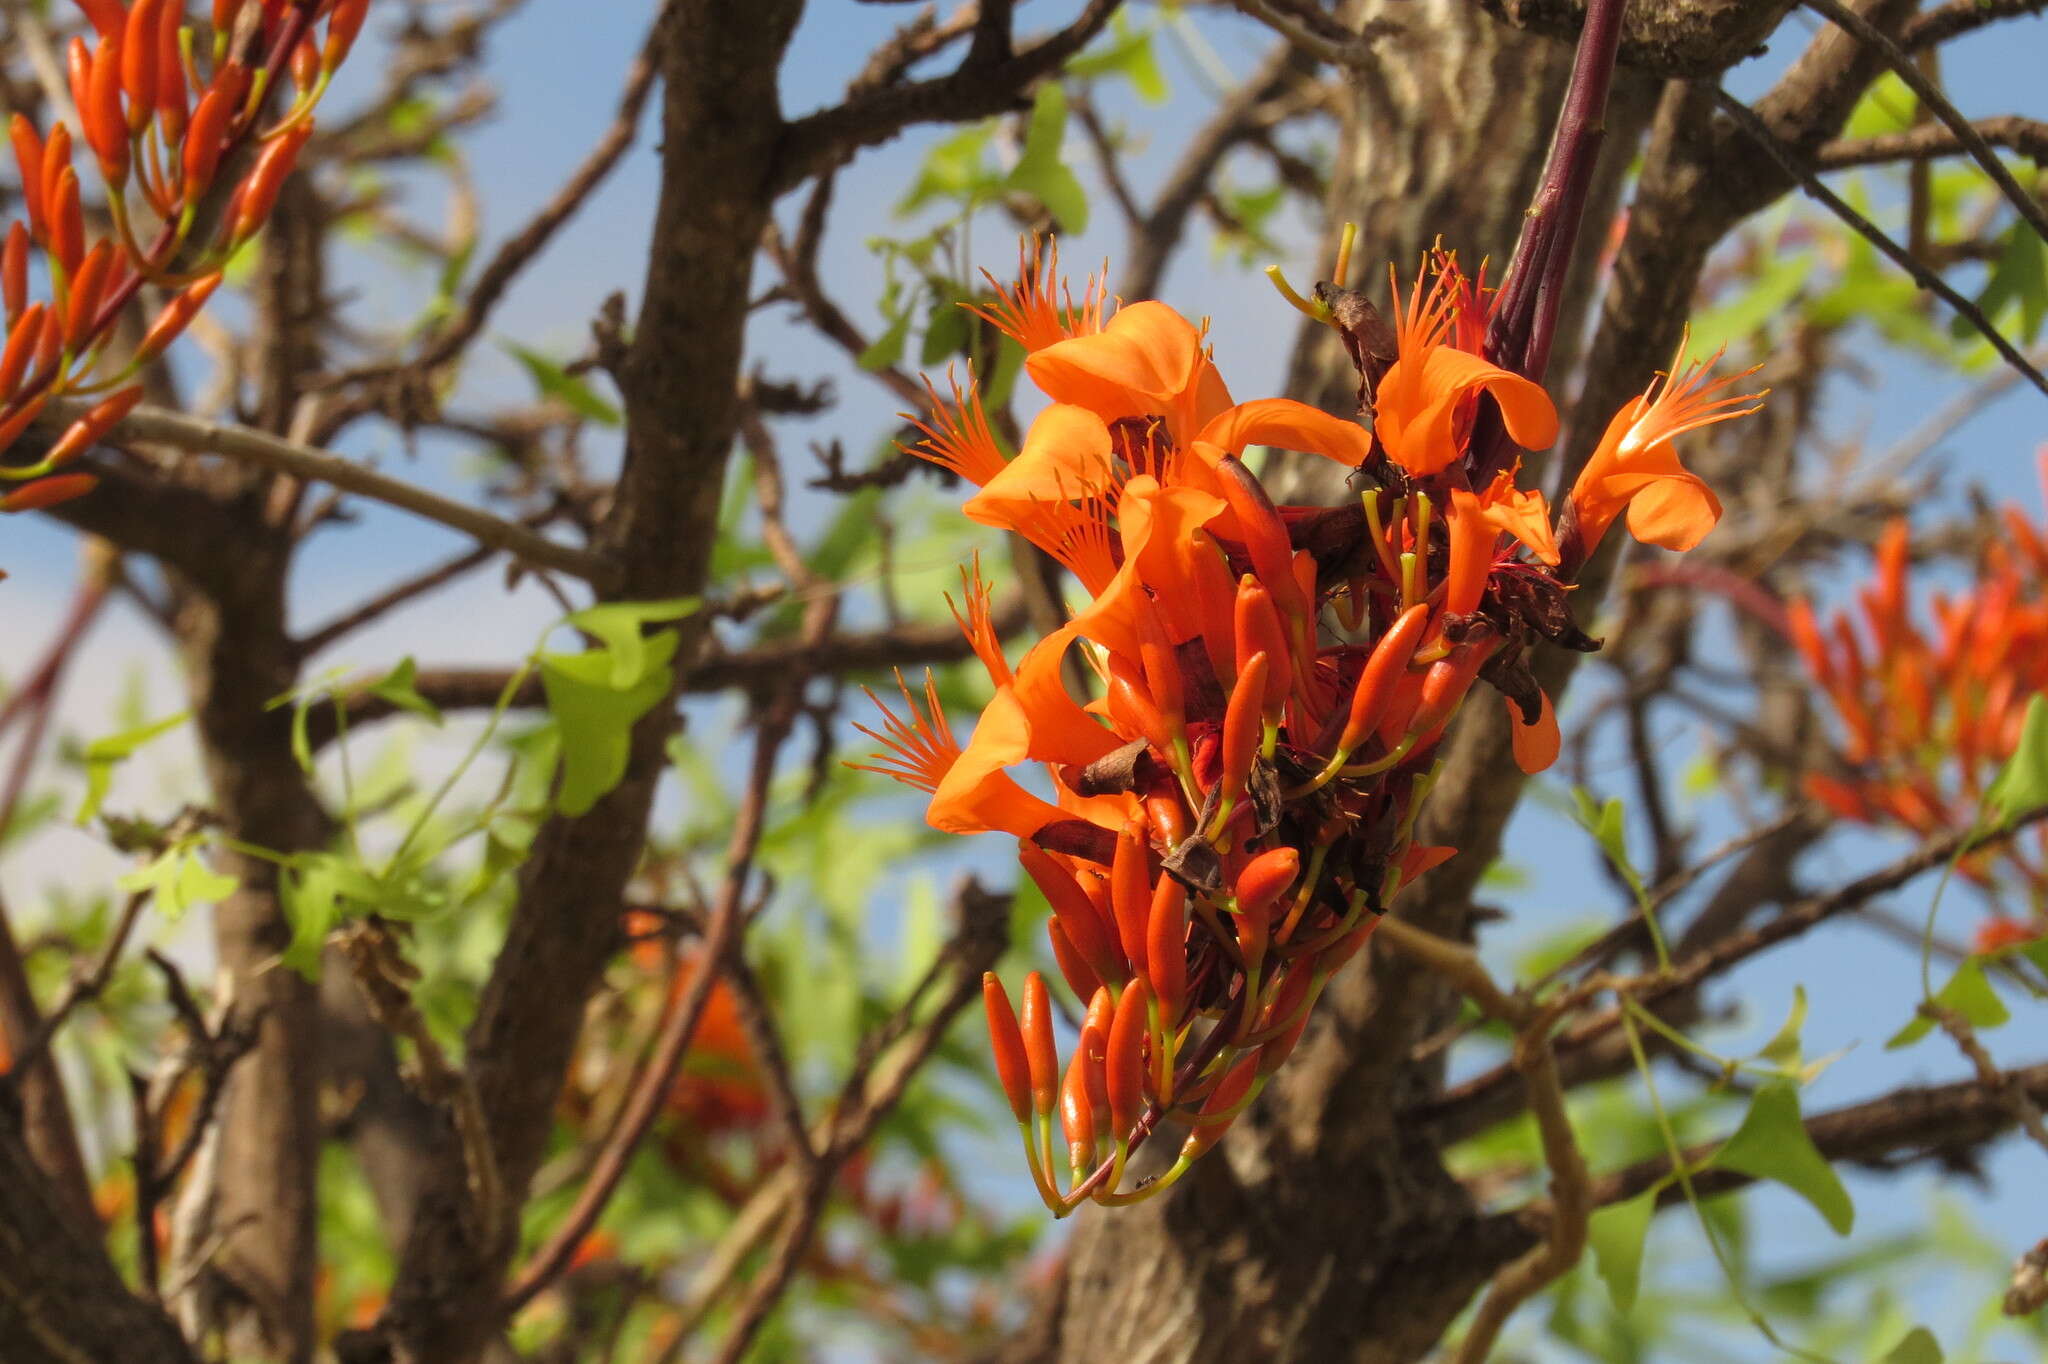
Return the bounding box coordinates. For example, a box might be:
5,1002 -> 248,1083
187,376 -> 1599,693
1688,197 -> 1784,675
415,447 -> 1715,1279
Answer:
5,2 -> 2047,1356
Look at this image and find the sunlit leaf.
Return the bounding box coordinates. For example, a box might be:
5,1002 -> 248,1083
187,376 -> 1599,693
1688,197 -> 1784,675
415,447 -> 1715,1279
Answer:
1986,693 -> 2048,822
1710,1080 -> 1854,1235
1005,84 -> 1089,233
75,711 -> 191,825
503,341 -> 621,425
1880,1326 -> 1943,1364
1587,1180 -> 1662,1313
1886,957 -> 2010,1048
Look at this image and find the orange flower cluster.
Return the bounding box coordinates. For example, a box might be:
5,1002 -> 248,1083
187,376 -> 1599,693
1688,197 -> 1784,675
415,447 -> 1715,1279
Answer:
0,0 -> 366,512
1790,460 -> 2048,951
858,242 -> 1761,1210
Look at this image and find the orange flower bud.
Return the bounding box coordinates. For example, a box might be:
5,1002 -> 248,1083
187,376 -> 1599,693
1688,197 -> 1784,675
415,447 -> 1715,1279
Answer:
1234,847 -> 1299,920
182,85 -> 234,194
212,0 -> 241,35
1109,818 -> 1152,980
155,0 -> 187,139
1105,979 -> 1150,1142
2,224 -> 27,321
123,0 -> 162,130
982,972 -> 1032,1124
1188,529 -> 1241,688
1105,651 -> 1171,759
64,242 -> 114,350
290,34 -> 318,91
1256,1007 -> 1311,1076
50,166 -> 85,274
44,384 -> 142,467
1019,842 -> 1125,987
1060,1035 -> 1099,1172
136,271 -> 222,362
1233,576 -> 1292,719
1144,874 -> 1187,1027
1,470 -> 97,512
67,40 -> 96,135
1046,919 -> 1103,1006
1143,789 -> 1189,850
1081,988 -> 1114,1144
0,392 -> 50,454
41,124 -> 73,230
0,306 -> 43,398
1218,649 -> 1268,810
1136,608 -> 1184,743
227,120 -> 311,244
1407,637 -> 1495,750
1019,972 -> 1058,1117
85,37 -> 131,185
324,0 -> 370,69
30,303 -> 63,386
1337,602 -> 1430,753
1179,1052 -> 1259,1162
9,116 -> 46,241
76,0 -> 127,40
1214,454 -> 1309,621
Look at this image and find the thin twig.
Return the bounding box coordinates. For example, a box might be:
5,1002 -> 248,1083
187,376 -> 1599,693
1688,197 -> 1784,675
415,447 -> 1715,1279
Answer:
1927,1004 -> 2048,1156
8,888 -> 153,1079
502,700 -> 796,1312
1803,0 -> 2048,253
1713,90 -> 2048,399
48,399 -> 622,588
1815,115 -> 2048,168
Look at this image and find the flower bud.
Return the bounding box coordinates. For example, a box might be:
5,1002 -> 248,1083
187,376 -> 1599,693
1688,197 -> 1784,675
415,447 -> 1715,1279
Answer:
981,972 -> 1032,1124
1020,972 -> 1058,1118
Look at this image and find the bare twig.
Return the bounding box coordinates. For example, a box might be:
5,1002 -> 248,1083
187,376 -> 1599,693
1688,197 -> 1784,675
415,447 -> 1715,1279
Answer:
1927,1004 -> 2048,1156
1803,0 -> 2048,252
1713,90 -> 2048,399
1902,0 -> 2047,50
1815,115 -> 2048,168
47,399 -> 622,588
7,888 -> 153,1080
1229,0 -> 1400,68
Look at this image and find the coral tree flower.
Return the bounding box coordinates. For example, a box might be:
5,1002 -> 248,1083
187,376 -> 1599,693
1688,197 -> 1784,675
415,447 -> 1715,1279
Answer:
1792,457 -> 2048,939
853,241 -> 1752,1211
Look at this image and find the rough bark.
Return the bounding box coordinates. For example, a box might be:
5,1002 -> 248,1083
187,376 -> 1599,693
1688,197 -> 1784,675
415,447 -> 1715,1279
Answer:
0,1095 -> 199,1364
354,6 -> 806,1360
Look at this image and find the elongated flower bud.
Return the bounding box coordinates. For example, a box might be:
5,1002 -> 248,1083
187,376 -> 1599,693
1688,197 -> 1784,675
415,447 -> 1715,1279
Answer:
183,86 -> 236,196
155,0 -> 186,141
1234,847 -> 1299,920
64,242 -> 114,350
1,471 -> 96,512
44,385 -> 142,467
1189,529 -> 1241,688
1179,1053 -> 1260,1162
1046,919 -> 1103,1005
3,222 -> 27,322
1105,979 -> 1150,1142
982,973 -> 1032,1123
1145,874 -> 1188,1027
1136,608 -> 1185,742
135,272 -> 222,363
0,393 -> 51,454
1337,603 -> 1430,753
1081,989 -> 1114,1146
1233,576 -> 1292,719
1143,789 -> 1189,850
51,166 -> 85,274
124,0 -> 163,131
1020,972 -> 1057,1117
1406,636 -> 1495,750
1105,652 -> 1172,760
76,0 -> 126,40
0,305 -> 41,398
1109,818 -> 1152,980
41,124 -> 73,237
1215,454 -> 1309,622
324,0 -> 371,70
1061,1045 -> 1097,1172
9,117 -> 46,242
1217,650 -> 1268,816
84,38 -> 130,186
1019,842 -> 1125,986
227,120 -> 311,245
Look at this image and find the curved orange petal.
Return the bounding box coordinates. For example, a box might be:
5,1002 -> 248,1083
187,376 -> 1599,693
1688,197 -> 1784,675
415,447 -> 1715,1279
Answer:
1445,488 -> 1496,616
1026,301 -> 1232,440
927,686 -> 1073,837
1375,347 -> 1558,476
1507,690 -> 1560,774
964,404 -> 1115,527
1011,625 -> 1123,768
1622,466 -> 1722,551
1194,397 -> 1373,469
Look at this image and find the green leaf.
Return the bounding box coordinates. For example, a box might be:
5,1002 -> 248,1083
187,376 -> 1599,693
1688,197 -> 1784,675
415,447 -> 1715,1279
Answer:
280,855 -> 343,977
364,657 -> 442,726
1587,1180 -> 1661,1313
1710,1080 -> 1855,1235
1956,225 -> 2047,346
118,841 -> 239,922
859,305 -> 913,372
1005,84 -> 1089,233
1986,693 -> 2048,822
503,342 -> 621,425
75,711 -> 191,825
1844,71 -> 1918,139
920,288 -> 972,366
1887,957 -> 2010,1048
1066,15 -> 1168,103
539,635 -> 678,816
1570,791 -> 1641,891
1881,1326 -> 1943,1364
1755,985 -> 1808,1070
561,597 -> 699,690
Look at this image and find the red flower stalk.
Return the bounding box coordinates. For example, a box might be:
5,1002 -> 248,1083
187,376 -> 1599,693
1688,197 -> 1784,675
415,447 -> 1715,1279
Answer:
861,240 -> 1755,1210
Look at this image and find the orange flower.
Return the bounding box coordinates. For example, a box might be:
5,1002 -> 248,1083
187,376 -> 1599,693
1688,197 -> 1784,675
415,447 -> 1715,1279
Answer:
1568,331 -> 1764,554
1444,465 -> 1559,616
1371,259 -> 1559,477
